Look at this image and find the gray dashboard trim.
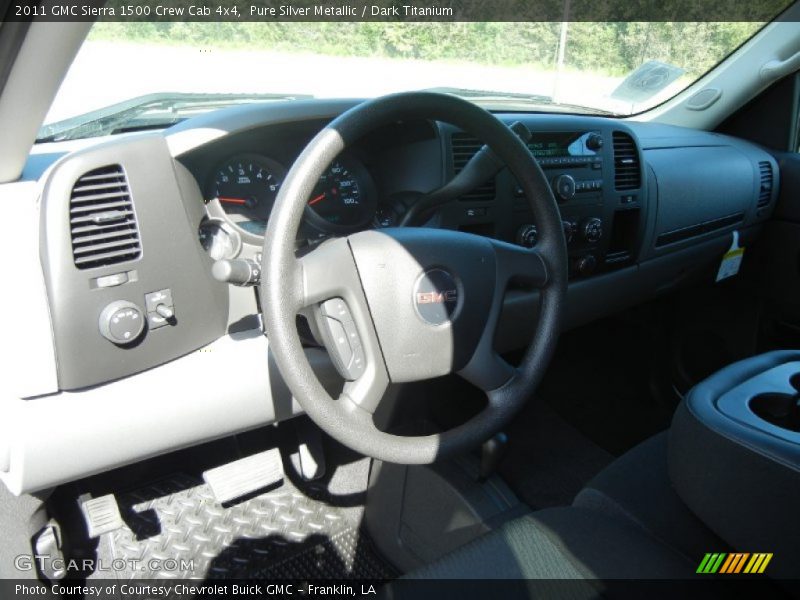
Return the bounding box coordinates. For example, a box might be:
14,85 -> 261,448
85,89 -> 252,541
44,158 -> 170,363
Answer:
0,332 -> 342,495
39,134 -> 230,389
0,181 -> 59,398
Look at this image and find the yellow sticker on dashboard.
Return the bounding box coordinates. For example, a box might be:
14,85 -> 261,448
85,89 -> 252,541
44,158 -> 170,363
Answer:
716,231 -> 744,282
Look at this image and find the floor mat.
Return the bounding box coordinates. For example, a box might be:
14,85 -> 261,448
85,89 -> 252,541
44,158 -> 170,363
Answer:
498,401 -> 614,510
93,473 -> 396,581
539,317 -> 674,456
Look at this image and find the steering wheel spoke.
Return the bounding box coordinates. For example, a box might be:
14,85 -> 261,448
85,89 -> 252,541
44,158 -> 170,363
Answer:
340,355 -> 389,415
456,239 -> 549,392
459,346 -> 517,393
296,237 -> 355,308
491,238 -> 549,290
296,238 -> 391,411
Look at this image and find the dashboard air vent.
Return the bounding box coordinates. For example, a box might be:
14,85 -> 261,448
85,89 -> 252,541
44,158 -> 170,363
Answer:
757,161 -> 773,208
69,165 -> 142,270
612,131 -> 641,191
451,132 -> 496,201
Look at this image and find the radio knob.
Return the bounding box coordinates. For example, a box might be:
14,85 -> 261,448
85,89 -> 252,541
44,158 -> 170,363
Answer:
562,220 -> 577,243
582,217 -> 603,243
516,224 -> 538,248
552,174 -> 576,201
586,133 -> 603,151
99,300 -> 145,345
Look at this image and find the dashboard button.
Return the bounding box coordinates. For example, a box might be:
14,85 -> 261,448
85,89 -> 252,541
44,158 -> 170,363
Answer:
95,272 -> 129,288
582,218 -> 603,243
147,311 -> 170,330
516,224 -> 538,248
145,289 -> 173,312
465,207 -> 487,218
319,298 -> 365,380
351,344 -> 366,378
154,304 -> 174,319
99,301 -> 145,345
553,174 -> 577,201
325,316 -> 354,368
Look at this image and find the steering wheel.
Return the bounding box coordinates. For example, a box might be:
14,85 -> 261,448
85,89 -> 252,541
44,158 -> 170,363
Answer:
261,92 -> 567,464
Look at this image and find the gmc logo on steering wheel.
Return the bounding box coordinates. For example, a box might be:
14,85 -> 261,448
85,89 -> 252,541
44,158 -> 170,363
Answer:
416,290 -> 458,305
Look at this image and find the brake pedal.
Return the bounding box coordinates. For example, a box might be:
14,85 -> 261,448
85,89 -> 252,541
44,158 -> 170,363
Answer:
203,448 -> 284,504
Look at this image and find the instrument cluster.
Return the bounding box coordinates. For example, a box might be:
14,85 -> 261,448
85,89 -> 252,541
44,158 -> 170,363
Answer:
199,152 -> 384,259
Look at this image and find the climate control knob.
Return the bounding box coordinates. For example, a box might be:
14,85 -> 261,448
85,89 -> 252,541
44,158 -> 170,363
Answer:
562,220 -> 577,243
582,217 -> 603,243
99,300 -> 145,345
574,254 -> 598,276
552,174 -> 576,201
516,224 -> 538,248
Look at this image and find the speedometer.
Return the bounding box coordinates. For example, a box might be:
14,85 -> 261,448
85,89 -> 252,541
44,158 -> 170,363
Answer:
305,157 -> 376,233
209,154 -> 285,236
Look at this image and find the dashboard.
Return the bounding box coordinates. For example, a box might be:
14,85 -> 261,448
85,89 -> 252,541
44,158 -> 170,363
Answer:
179,105 -> 778,294
27,99 -> 780,393
2,97 -> 781,494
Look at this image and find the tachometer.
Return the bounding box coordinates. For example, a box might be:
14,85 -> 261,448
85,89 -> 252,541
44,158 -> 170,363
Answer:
305,157 -> 376,233
209,154 -> 285,236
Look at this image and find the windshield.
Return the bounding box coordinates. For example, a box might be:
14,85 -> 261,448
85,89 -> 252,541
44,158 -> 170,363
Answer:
42,21 -> 767,141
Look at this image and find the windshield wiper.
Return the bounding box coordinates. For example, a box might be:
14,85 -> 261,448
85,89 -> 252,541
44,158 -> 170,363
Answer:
36,92 -> 313,143
424,86 -> 614,116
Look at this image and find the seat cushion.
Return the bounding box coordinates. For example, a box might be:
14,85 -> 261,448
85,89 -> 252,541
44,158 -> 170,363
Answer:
403,506 -> 696,580
573,432 -> 727,562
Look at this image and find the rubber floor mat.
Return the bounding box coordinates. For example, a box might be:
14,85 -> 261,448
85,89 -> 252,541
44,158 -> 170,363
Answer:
94,473 -> 396,581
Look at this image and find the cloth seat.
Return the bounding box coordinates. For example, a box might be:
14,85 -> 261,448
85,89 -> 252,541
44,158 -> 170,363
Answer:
401,505 -> 696,581
390,433 -> 723,597
573,431 -> 728,562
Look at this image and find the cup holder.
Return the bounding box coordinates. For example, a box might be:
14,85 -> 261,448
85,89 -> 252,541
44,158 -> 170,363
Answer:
750,392 -> 800,432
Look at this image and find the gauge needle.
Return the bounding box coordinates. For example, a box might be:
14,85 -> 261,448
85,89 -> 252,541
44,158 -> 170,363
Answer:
308,193 -> 326,206
219,196 -> 250,206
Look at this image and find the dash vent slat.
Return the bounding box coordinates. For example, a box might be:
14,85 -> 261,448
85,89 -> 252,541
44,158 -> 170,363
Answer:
612,131 -> 641,191
69,165 -> 141,270
757,161 -> 773,208
451,133 -> 496,202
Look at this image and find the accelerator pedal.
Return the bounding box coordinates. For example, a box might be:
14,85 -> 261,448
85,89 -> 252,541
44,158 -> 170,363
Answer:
203,447 -> 284,504
289,417 -> 326,481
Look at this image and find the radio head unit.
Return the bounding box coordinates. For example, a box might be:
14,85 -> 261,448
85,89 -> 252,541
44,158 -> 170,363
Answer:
528,131 -> 604,169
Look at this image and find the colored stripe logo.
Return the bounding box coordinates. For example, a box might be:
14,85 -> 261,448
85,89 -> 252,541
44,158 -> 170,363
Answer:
697,553 -> 773,574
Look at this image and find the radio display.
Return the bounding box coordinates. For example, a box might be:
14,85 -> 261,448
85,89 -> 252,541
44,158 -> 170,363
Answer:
527,131 -> 599,158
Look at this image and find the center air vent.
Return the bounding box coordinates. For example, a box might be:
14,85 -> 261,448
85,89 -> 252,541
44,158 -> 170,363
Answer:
69,165 -> 141,270
451,133 -> 496,201
757,161 -> 773,208
612,131 -> 641,191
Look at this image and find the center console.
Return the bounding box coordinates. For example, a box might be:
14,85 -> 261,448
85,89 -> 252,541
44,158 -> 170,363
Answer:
670,351 -> 800,579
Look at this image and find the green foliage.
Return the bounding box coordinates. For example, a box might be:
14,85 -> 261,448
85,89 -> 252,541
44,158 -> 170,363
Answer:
88,21 -> 763,77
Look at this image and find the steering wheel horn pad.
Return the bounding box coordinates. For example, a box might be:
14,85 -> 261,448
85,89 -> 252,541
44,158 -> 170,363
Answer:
348,227 -> 496,383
